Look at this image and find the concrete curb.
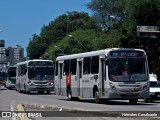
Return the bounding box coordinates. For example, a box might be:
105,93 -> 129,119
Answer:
23,103 -> 86,111
21,102 -> 122,117
16,104 -> 32,120
20,102 -> 160,119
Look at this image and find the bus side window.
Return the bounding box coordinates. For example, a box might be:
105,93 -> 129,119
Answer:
63,60 -> 70,76
70,59 -> 77,75
18,66 -> 20,76
20,65 -> 23,75
83,57 -> 91,74
105,60 -> 109,66
55,61 -> 58,76
91,56 -> 99,74
22,65 -> 26,75
60,63 -> 63,79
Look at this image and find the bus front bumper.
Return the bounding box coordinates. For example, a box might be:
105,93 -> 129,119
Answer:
107,89 -> 149,99
27,85 -> 54,91
7,84 -> 16,88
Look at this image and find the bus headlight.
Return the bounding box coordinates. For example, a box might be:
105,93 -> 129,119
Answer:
48,80 -> 54,86
28,82 -> 33,86
48,82 -> 54,86
143,82 -> 148,90
51,82 -> 54,86
8,81 -> 11,84
109,83 -> 116,90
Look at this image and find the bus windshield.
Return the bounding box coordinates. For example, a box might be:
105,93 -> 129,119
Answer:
8,71 -> 16,81
108,58 -> 148,82
28,67 -> 54,80
8,67 -> 16,81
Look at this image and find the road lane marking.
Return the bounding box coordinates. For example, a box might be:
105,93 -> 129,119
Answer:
16,104 -> 31,120
10,105 -> 17,120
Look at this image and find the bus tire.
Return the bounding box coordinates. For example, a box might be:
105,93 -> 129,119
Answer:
67,87 -> 72,101
25,86 -> 30,94
18,84 -> 22,93
129,98 -> 138,105
15,86 -> 18,91
149,98 -> 154,103
144,98 -> 149,103
8,87 -> 12,90
94,89 -> 101,103
38,91 -> 44,94
19,88 -> 22,93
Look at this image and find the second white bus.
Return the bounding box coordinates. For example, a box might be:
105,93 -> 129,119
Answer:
16,59 -> 54,94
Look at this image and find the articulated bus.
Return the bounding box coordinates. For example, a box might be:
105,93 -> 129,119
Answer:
55,48 -> 149,104
16,60 -> 54,94
5,65 -> 16,90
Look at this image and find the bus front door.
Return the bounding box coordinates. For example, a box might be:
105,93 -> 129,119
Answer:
100,58 -> 106,96
58,63 -> 63,95
77,61 -> 82,97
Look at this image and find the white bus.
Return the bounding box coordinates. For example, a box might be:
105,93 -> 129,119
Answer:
16,59 -> 54,94
55,48 -> 149,104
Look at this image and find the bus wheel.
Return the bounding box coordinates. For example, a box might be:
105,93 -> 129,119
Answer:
94,90 -> 101,103
149,98 -> 154,103
144,98 -> 149,103
18,84 -> 22,93
15,86 -> 18,91
19,89 -> 22,93
129,98 -> 138,105
8,87 -> 12,90
38,91 -> 44,94
25,87 -> 30,94
67,88 -> 72,101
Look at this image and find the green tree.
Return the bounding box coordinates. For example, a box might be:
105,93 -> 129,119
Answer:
27,11 -> 100,59
39,11 -> 100,45
123,0 -> 160,77
27,34 -> 46,59
47,29 -> 103,60
87,0 -> 126,30
87,0 -> 160,78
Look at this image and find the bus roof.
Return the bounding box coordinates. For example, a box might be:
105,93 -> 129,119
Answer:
6,66 -> 16,72
17,59 -> 53,66
56,48 -> 145,61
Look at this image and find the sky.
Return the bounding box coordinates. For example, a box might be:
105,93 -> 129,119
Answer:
0,0 -> 92,57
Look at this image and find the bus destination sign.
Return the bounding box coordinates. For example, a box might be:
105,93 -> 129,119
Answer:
110,51 -> 144,57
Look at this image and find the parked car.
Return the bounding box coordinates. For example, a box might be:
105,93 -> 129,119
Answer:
144,74 -> 160,102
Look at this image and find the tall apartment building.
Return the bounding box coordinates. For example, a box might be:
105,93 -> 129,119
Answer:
7,45 -> 24,65
0,47 -> 6,63
0,45 -> 24,67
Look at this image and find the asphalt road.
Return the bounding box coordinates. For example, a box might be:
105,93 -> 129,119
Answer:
0,86 -> 160,120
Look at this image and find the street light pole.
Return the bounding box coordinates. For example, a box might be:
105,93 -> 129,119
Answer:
54,46 -> 64,53
110,15 -> 136,40
68,35 -> 88,52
